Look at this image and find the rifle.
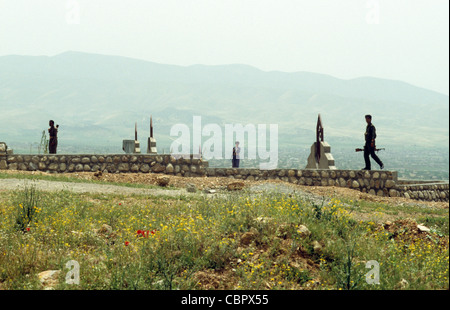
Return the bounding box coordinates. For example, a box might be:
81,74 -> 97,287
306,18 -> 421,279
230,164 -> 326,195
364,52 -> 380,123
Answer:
355,147 -> 385,152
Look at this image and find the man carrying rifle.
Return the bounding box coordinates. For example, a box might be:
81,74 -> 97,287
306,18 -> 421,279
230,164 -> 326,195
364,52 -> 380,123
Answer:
361,114 -> 384,170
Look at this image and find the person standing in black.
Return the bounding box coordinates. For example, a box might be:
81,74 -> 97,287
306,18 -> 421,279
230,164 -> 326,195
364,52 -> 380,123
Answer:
362,115 -> 384,170
232,141 -> 240,168
48,120 -> 59,154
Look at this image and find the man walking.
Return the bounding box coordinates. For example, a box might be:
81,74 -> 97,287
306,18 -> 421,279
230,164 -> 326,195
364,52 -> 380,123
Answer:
362,115 -> 384,170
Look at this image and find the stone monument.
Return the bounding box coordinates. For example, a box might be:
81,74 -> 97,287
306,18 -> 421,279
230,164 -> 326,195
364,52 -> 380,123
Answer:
147,115 -> 157,154
306,114 -> 336,169
123,122 -> 141,154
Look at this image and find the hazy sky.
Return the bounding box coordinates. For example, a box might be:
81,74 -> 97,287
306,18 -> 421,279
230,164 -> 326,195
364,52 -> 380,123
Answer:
0,0 -> 448,95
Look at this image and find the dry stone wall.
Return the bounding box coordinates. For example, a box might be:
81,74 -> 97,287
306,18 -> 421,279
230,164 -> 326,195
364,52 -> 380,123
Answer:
0,152 -> 448,202
1,154 -> 208,177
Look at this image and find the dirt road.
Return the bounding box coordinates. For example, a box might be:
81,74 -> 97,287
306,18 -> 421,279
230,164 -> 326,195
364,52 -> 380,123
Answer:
0,178 -> 193,197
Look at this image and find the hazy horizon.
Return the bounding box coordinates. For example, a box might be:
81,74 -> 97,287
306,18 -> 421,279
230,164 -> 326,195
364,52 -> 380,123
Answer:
0,0 -> 448,95
3,50 -> 449,97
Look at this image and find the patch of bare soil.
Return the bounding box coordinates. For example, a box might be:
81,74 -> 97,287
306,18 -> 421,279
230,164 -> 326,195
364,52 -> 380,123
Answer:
381,219 -> 448,246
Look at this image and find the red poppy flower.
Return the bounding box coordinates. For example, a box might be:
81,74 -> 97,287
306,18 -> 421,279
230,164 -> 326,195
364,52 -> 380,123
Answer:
26,227 -> 30,232
125,241 -> 130,246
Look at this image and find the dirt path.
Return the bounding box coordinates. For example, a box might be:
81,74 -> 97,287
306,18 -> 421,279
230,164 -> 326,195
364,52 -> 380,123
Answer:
0,178 -> 193,197
0,176 -> 327,207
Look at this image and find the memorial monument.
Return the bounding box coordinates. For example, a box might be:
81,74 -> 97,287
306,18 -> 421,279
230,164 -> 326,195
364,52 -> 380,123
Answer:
122,122 -> 141,154
147,115 -> 157,154
306,114 -> 336,169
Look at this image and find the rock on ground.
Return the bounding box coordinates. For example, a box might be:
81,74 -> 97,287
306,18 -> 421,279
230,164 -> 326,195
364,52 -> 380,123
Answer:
38,270 -> 61,289
227,181 -> 245,191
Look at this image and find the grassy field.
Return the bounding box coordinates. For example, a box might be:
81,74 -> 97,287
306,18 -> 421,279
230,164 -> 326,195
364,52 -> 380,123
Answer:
0,178 -> 448,290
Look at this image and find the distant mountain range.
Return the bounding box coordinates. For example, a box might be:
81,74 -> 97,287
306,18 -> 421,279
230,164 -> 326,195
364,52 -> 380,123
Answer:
0,51 -> 448,154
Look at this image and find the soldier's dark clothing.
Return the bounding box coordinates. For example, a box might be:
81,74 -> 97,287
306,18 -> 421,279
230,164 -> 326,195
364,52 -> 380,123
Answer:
48,126 -> 58,154
363,122 -> 383,170
232,146 -> 240,168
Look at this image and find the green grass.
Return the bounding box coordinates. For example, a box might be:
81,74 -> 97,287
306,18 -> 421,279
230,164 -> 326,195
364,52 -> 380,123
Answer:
0,185 -> 448,290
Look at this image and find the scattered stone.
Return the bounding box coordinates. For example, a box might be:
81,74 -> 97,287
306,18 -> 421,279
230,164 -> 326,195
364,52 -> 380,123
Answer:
297,225 -> 311,238
395,278 -> 409,290
227,181 -> 245,191
186,183 -> 197,193
38,270 -> 61,289
240,231 -> 257,246
156,176 -> 170,187
312,240 -> 322,253
203,187 -> 216,194
417,224 -> 430,233
383,221 -> 393,229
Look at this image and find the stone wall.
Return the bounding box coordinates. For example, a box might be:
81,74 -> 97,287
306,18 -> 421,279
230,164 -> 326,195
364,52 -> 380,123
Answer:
203,168 -> 448,202
0,154 -> 208,177
0,152 -> 448,202
395,181 -> 449,202
206,167 -> 396,190
206,168 -> 396,196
